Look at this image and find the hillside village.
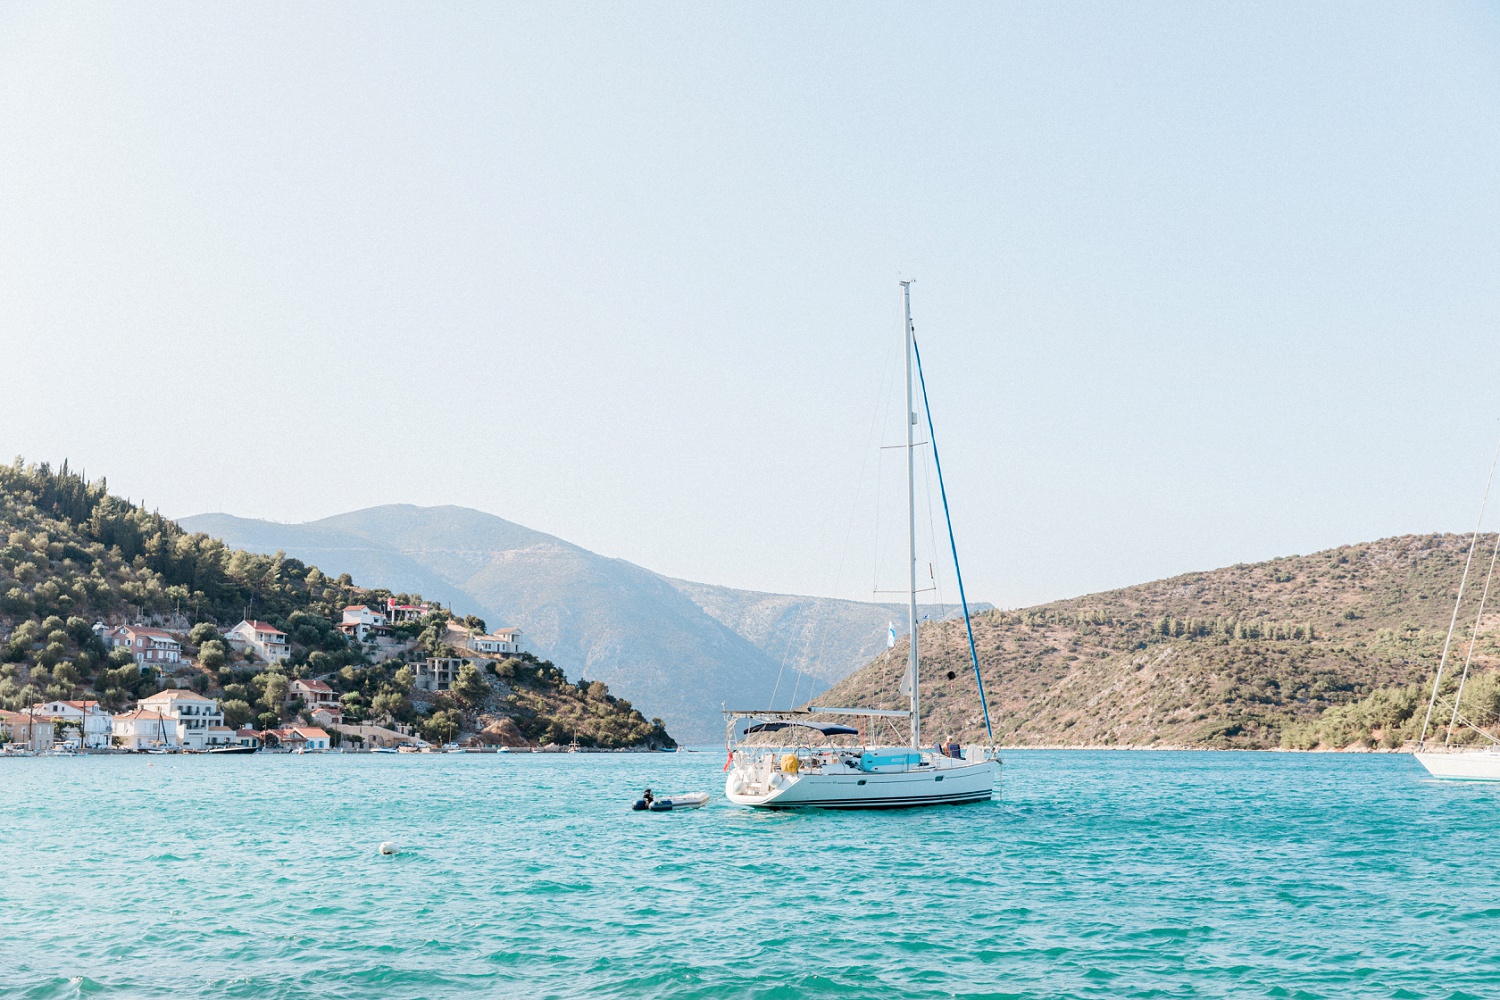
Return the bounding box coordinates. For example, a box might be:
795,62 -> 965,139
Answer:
1,598 -> 672,753
0,461 -> 674,754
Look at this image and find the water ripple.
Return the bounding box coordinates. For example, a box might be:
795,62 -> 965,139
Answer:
3,751 -> 1500,997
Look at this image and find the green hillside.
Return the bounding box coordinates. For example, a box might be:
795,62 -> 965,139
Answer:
818,534 -> 1500,750
0,459 -> 673,749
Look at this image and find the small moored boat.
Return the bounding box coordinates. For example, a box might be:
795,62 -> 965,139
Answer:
634,791 -> 710,812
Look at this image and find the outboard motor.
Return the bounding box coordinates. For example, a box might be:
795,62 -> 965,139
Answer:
632,788 -> 654,811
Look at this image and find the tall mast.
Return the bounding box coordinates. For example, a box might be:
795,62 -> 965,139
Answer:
902,281 -> 920,749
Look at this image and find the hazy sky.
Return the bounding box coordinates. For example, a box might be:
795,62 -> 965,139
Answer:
4,3 -> 1500,608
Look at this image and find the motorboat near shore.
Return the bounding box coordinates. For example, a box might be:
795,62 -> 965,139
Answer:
633,790 -> 710,811
208,745 -> 257,755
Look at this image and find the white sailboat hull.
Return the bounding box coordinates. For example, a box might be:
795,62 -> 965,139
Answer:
726,758 -> 997,809
1415,749 -> 1500,781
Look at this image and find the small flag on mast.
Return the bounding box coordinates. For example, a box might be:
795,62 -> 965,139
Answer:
887,622 -> 897,649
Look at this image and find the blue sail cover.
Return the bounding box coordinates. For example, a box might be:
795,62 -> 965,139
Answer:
860,750 -> 923,773
744,721 -> 860,737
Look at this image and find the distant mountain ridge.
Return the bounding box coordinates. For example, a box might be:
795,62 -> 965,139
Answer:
180,505 -> 957,741
668,578 -> 985,685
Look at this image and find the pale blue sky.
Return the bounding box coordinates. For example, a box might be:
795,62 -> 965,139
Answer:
3,3 -> 1500,607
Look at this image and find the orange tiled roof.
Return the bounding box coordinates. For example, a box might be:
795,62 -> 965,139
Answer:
239,621 -> 286,636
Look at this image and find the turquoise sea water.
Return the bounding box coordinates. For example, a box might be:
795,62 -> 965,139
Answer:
3,750 -> 1498,999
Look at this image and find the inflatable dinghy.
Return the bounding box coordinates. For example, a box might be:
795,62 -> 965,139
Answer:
633,792 -> 710,812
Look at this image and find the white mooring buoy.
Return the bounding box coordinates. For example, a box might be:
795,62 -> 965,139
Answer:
378,841 -> 397,856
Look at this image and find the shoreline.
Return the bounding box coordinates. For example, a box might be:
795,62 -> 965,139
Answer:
6,743 -> 1457,758
989,743 -> 1414,754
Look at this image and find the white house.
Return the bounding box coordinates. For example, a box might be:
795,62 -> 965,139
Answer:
203,725 -> 236,747
294,725 -> 331,750
342,605 -> 387,628
29,700 -> 113,749
468,628 -> 524,656
269,725 -> 331,751
137,689 -> 225,751
111,709 -> 179,750
95,625 -> 183,667
339,605 -> 389,642
386,600 -> 433,625
288,678 -> 338,709
226,620 -> 290,664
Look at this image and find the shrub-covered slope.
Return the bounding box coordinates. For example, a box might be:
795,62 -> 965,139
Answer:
819,534 -> 1500,749
0,459 -> 673,749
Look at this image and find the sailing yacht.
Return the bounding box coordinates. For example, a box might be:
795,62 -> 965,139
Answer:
1414,442 -> 1500,780
723,282 -> 1000,809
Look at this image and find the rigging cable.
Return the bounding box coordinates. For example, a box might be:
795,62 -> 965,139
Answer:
917,422 -> 960,738
1446,528 -> 1500,744
910,331 -> 994,743
1418,428 -> 1500,747
1432,695 -> 1500,746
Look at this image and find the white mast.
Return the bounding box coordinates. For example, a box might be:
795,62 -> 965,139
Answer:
902,281 -> 920,750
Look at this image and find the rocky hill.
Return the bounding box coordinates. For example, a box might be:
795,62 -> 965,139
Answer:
818,534 -> 1500,750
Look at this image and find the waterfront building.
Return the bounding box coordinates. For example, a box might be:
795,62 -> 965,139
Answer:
295,726 -> 331,749
203,725 -> 236,747
28,700 -> 113,748
0,709 -> 55,751
111,709 -> 178,749
333,722 -> 406,748
267,725 -> 331,750
233,729 -> 262,749
225,620 -> 290,664
137,689 -> 225,750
